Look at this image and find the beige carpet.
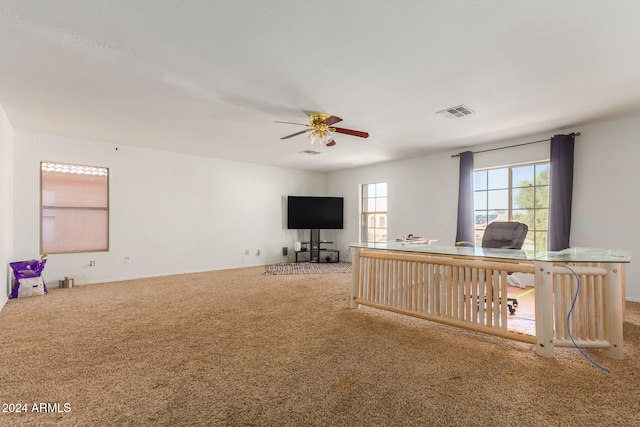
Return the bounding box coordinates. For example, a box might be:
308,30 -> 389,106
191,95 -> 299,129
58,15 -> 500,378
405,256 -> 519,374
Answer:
0,266 -> 639,426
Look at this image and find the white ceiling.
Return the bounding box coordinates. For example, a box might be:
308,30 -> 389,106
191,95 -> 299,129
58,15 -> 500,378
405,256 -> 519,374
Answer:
1,1 -> 640,172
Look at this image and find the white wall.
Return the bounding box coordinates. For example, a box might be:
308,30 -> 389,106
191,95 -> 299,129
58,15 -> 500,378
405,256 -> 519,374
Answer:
0,104 -> 13,307
326,151 -> 460,257
326,135 -> 552,258
13,131 -> 325,287
8,112 -> 640,302
328,112 -> 640,302
570,114 -> 640,300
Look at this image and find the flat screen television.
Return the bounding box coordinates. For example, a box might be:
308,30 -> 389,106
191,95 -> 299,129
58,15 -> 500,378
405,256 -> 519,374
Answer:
287,196 -> 344,229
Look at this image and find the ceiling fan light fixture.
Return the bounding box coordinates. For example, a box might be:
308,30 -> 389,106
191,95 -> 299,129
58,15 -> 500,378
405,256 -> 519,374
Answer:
308,131 -> 320,145
276,112 -> 368,147
308,128 -> 334,146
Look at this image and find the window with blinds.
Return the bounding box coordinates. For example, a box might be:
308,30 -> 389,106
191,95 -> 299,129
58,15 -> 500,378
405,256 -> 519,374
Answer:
40,162 -> 109,254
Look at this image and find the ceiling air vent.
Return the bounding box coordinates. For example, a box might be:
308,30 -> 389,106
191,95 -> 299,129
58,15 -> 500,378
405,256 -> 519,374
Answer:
300,149 -> 321,155
436,105 -> 475,118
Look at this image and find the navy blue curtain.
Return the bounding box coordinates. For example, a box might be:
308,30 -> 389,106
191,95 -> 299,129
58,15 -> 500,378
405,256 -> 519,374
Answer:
455,151 -> 474,243
548,134 -> 575,251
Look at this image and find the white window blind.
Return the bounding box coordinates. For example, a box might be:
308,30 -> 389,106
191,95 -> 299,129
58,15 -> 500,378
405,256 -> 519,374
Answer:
40,162 -> 109,254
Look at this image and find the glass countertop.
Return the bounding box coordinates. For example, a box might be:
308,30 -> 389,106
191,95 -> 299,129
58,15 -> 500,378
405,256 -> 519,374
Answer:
350,242 -> 632,263
536,247 -> 632,263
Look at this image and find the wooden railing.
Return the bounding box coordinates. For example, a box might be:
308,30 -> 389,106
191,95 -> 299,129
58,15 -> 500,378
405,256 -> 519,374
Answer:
534,262 -> 623,358
351,249 -> 537,344
351,248 -> 625,358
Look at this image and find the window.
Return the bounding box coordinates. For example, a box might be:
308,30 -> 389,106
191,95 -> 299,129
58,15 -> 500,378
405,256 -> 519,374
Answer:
473,162 -> 549,251
40,162 -> 109,254
361,182 -> 387,243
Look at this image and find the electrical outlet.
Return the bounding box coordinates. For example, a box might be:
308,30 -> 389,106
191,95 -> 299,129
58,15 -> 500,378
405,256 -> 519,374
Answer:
245,249 -> 250,255
89,260 -> 95,267
256,249 -> 261,256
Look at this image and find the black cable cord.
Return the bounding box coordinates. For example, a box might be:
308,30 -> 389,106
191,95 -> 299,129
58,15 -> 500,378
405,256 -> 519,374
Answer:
559,265 -> 610,373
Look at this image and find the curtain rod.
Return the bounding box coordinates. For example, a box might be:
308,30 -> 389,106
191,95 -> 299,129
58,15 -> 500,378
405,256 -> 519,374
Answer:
450,132 -> 580,158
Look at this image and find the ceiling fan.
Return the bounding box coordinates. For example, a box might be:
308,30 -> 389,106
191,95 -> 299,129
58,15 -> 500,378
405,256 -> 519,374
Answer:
274,113 -> 369,147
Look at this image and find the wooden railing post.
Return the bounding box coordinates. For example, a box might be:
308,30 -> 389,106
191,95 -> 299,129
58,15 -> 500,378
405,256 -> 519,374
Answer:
351,247 -> 361,309
602,263 -> 624,359
535,261 -> 554,357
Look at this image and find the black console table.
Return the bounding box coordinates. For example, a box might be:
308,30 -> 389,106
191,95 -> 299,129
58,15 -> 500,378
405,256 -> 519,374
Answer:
295,248 -> 340,263
294,229 -> 339,263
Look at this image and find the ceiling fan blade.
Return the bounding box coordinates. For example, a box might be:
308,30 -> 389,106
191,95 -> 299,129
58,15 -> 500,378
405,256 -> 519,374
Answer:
326,139 -> 337,147
280,130 -> 309,140
323,115 -> 343,126
333,127 -> 369,139
274,120 -> 309,126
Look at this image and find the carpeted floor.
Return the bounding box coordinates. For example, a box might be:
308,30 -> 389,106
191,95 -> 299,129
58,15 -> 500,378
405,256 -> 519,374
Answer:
0,266 -> 639,426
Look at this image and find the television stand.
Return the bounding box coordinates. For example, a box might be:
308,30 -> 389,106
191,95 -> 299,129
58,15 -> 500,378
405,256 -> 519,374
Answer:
294,229 -> 340,263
